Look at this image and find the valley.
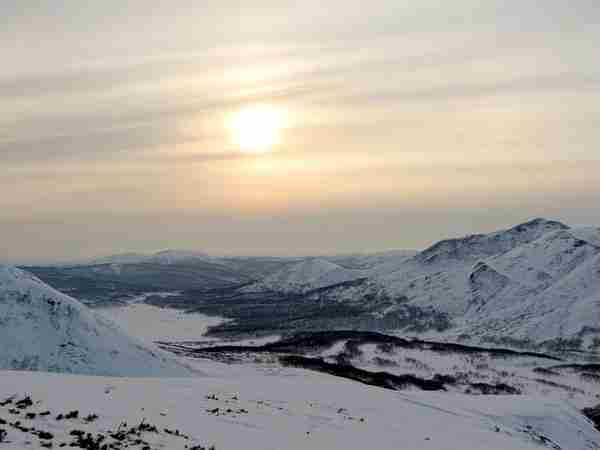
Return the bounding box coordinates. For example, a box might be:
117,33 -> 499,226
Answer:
2,218 -> 600,449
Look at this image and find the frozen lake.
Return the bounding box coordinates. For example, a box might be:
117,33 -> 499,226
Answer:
99,302 -> 228,344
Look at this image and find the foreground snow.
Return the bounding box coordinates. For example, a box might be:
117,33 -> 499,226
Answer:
0,366 -> 598,450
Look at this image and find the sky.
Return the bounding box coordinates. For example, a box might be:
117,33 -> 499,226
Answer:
2,1 -> 600,263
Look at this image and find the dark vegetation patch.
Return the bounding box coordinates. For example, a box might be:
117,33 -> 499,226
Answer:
480,334 -> 537,349
534,379 -> 585,394
465,383 -> 521,395
279,355 -> 521,395
548,364 -> 600,373
23,263 -> 249,307
280,355 -> 448,391
161,331 -> 533,394
0,393 -> 215,449
583,404 -> 600,431
544,337 -> 585,353
21,266 -> 150,307
532,367 -> 560,376
147,280 -> 452,339
173,330 -> 560,362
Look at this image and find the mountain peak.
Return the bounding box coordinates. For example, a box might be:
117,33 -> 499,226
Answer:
509,218 -> 569,233
415,218 -> 568,265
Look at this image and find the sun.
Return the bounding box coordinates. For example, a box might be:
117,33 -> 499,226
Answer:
226,105 -> 285,153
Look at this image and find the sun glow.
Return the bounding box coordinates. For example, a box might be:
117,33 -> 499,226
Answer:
226,105 -> 286,153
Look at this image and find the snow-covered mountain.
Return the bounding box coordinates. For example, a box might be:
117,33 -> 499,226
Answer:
355,219 -> 600,347
414,218 -> 568,267
362,219 -> 567,314
463,227 -> 600,342
243,258 -> 365,294
0,265 -> 193,377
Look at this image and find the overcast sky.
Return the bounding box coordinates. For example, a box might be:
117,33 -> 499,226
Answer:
2,1 -> 600,263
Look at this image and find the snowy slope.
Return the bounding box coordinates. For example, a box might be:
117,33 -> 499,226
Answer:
244,258 -> 365,294
0,367 -> 598,450
0,266 -> 193,377
366,219 -> 568,316
466,228 -> 600,316
470,230 -> 600,341
324,219 -> 600,346
414,218 -> 568,267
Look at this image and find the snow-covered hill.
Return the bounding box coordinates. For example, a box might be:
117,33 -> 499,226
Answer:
243,258 -> 365,294
0,266 -> 193,377
148,249 -> 212,265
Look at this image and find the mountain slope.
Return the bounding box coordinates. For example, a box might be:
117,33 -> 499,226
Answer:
244,258 -> 365,294
0,266 -> 193,377
466,228 -> 600,316
315,219 -> 600,348
465,233 -> 600,343
366,219 -> 570,316
414,218 -> 568,267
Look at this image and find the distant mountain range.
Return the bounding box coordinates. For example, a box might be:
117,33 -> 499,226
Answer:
16,218 -> 600,351
58,249 -> 213,266
332,218 -> 599,349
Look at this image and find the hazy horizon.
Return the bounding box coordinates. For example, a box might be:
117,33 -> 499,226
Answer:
3,2 -> 599,263
5,215 -> 596,266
